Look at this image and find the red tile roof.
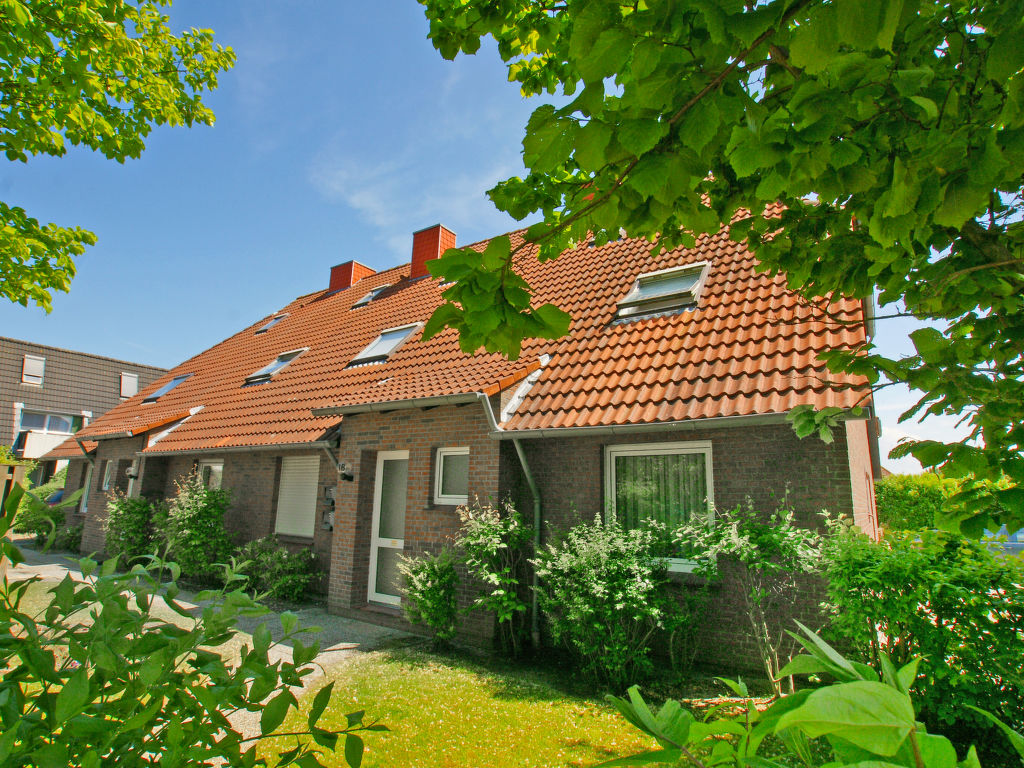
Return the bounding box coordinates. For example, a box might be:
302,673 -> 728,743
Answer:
39,436 -> 97,460
76,220 -> 869,453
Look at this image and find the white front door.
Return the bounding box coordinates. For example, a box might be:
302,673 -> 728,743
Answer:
368,450 -> 408,605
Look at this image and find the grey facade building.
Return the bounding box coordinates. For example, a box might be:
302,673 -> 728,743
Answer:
1,337 -> 165,471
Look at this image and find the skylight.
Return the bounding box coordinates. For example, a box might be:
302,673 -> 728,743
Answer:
255,313 -> 288,334
351,284 -> 391,309
245,348 -> 306,385
617,262 -> 710,318
143,373 -> 192,403
348,324 -> 419,366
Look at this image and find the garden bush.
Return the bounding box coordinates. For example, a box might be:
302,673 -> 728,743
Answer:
160,472 -> 233,583
824,527 -> 1024,763
0,483 -> 374,768
874,472 -> 953,531
12,467 -> 67,541
53,523 -> 83,552
104,492 -> 165,561
398,547 -> 459,646
456,499 -> 533,656
681,497 -> 827,695
533,515 -> 690,689
236,536 -> 318,602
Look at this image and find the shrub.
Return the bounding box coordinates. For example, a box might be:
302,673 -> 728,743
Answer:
53,523 -> 83,552
104,492 -> 165,561
874,472 -> 953,531
236,536 -> 318,602
13,467 -> 67,540
681,498 -> 827,695
533,515 -> 684,689
824,527 -> 1024,763
398,547 -> 459,646
0,483 -> 374,768
160,472 -> 233,582
456,499 -> 533,656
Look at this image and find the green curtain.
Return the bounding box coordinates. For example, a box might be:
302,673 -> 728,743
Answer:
614,453 -> 707,530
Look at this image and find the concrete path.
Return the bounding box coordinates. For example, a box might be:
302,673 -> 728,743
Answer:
6,535 -> 414,738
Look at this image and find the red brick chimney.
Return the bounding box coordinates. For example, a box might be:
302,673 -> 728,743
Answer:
410,224 -> 456,280
329,260 -> 375,292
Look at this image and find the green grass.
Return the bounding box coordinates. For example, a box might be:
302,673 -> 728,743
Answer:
269,646 -> 658,768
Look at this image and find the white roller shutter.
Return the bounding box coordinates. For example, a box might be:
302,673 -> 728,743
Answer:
275,455 -> 320,537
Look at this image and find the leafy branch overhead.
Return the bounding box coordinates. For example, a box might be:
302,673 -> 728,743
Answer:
0,0 -> 234,309
419,0 -> 1024,532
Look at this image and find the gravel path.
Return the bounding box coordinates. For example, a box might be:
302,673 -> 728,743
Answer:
6,535 -> 413,739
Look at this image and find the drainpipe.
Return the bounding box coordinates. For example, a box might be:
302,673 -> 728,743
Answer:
474,393 -> 543,647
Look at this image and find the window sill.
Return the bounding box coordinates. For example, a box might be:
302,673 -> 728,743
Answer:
275,533 -> 314,545
433,495 -> 468,507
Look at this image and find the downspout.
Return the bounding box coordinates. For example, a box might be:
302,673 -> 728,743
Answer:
474,392 -> 543,647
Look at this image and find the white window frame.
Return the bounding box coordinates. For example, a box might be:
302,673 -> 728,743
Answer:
617,261 -> 711,318
368,450 -> 409,606
198,460 -> 224,490
19,410 -> 76,435
245,348 -> 307,385
80,463 -> 93,516
120,372 -> 139,399
349,323 -> 420,366
434,447 -> 470,505
604,440 -> 715,573
101,460 -> 114,491
255,313 -> 289,334
143,373 -> 192,403
351,284 -> 391,309
22,354 -> 45,386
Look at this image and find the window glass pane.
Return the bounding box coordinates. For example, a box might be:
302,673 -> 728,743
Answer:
144,374 -> 191,402
362,327 -> 413,360
46,415 -> 73,433
201,463 -> 223,489
375,547 -> 403,599
637,270 -> 701,300
440,452 -> 469,498
378,458 -> 408,539
614,452 -> 707,531
20,412 -> 46,430
22,355 -> 45,384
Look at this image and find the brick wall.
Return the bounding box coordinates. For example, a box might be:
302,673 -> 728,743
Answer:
845,419 -> 879,539
80,437 -> 145,552
328,403 -> 501,643
79,443 -> 335,578
509,421 -> 856,671
0,337 -> 165,450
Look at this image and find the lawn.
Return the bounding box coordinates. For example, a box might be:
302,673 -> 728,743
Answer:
267,646 -> 661,768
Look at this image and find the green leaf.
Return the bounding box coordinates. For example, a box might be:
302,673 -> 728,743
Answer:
618,118 -> 667,157
261,690 -> 294,735
909,327 -> 945,362
308,682 -> 334,730
775,681 -> 916,756
344,733 -> 364,768
593,749 -> 683,766
966,707 -> 1024,758
909,96 -> 938,121
986,30 -> 1024,82
55,667 -> 90,722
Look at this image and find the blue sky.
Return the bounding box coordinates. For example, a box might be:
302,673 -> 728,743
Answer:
0,2 -> 963,471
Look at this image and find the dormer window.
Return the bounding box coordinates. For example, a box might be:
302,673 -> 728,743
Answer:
617,262 -> 710,318
143,373 -> 192,403
351,284 -> 391,309
255,314 -> 288,334
348,324 -> 419,366
245,348 -> 306,385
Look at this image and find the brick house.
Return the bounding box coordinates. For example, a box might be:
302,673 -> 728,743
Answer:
0,337 -> 165,487
66,222 -> 880,663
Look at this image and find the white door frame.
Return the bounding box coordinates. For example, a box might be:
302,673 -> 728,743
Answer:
367,450 -> 408,606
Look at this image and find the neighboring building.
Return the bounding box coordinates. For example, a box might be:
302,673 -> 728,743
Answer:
68,221 -> 880,667
1,337 -> 165,482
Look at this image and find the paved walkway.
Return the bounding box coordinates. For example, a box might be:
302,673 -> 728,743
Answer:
7,535 -> 413,738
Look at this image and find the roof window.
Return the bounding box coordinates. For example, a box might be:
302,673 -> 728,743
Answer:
22,354 -> 45,385
143,373 -> 192,403
351,284 -> 391,309
348,323 -> 419,366
617,262 -> 710,318
255,313 -> 288,334
245,348 -> 306,385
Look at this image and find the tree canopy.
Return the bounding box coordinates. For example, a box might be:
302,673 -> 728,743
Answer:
418,0 -> 1024,535
0,0 -> 234,309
